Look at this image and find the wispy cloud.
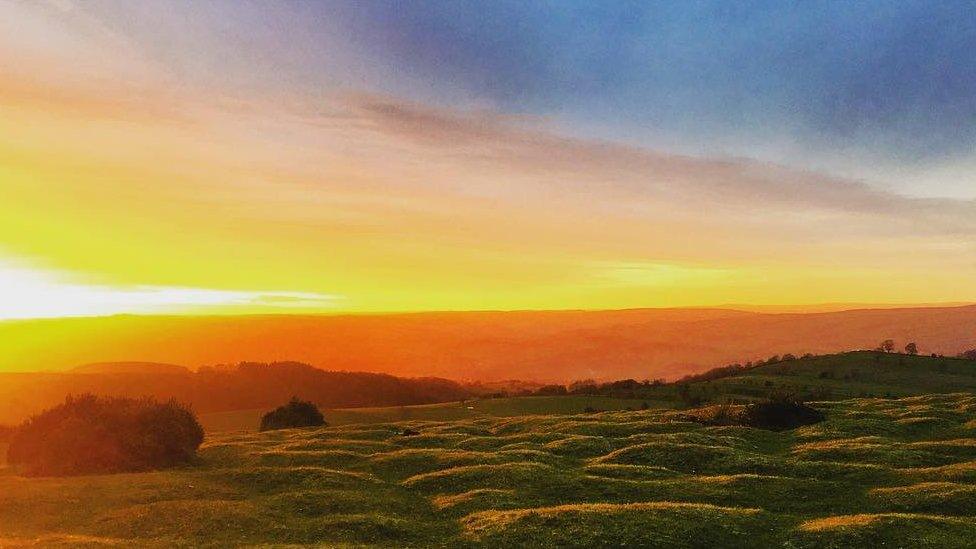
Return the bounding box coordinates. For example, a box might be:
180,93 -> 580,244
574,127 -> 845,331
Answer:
343,95 -> 976,237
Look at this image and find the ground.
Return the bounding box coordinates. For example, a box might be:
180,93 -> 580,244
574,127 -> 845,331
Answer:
198,395 -> 665,433
695,352 -> 976,401
3,393 -> 976,547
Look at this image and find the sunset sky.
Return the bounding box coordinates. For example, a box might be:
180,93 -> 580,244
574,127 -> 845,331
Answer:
2,1 -> 975,318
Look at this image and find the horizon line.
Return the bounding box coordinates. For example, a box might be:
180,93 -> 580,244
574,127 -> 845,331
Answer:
2,300 -> 974,323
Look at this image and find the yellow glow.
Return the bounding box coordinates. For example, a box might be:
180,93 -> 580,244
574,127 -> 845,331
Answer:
0,5 -> 973,319
0,259 -> 335,319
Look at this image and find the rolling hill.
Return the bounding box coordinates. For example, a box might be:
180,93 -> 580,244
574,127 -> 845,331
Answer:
3,351 -> 975,428
0,304 -> 974,382
684,352 -> 976,402
4,393 -> 976,546
554,352 -> 976,407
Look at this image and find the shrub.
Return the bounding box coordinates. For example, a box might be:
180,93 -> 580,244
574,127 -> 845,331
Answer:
687,393 -> 825,431
741,395 -> 825,431
259,397 -> 326,431
7,394 -> 203,476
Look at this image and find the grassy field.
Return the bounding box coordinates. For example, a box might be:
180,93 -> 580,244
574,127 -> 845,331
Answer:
4,393 -> 976,546
695,352 -> 976,401
593,352 -> 976,405
193,353 -> 976,433
199,396 -> 665,433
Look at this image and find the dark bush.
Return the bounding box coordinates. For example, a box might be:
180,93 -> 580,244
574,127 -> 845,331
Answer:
741,395 -> 825,431
259,397 -> 326,431
7,394 -> 203,476
688,394 -> 824,431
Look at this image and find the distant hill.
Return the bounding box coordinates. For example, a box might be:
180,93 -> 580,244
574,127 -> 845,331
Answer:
0,362 -> 470,424
70,362 -> 190,375
0,305 -> 973,381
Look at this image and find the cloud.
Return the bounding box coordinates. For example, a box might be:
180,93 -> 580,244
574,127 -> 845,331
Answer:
343,95 -> 976,238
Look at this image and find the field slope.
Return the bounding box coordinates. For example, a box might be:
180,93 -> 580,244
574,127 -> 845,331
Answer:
684,351 -> 976,402
199,395 -> 666,432
4,393 -> 976,546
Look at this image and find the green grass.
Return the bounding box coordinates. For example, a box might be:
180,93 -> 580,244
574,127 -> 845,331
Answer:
199,395 -> 664,433
196,352 -> 976,434
4,393 -> 976,546
690,351 -> 976,402
583,352 -> 976,407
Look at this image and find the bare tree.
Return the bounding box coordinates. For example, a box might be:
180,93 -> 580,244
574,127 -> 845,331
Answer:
881,339 -> 895,353
905,342 -> 918,355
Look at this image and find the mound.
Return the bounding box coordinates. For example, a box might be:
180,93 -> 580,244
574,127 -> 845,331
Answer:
402,462 -> 559,492
461,502 -> 781,548
791,513 -> 976,548
594,441 -> 764,475
871,482 -> 976,515
369,449 -> 512,479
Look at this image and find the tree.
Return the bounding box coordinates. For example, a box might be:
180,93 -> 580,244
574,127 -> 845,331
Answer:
260,397 -> 326,431
568,379 -> 598,394
7,394 -> 203,476
881,339 -> 895,353
960,349 -> 976,361
905,342 -> 918,355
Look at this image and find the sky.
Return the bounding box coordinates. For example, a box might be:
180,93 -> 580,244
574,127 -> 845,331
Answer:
1,0 -> 974,318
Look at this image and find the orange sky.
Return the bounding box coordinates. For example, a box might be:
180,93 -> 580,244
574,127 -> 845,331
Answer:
1,2 -> 975,319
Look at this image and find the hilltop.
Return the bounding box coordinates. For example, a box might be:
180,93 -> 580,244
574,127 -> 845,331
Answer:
0,304 -> 974,381
552,351 -> 976,406
681,351 -> 976,402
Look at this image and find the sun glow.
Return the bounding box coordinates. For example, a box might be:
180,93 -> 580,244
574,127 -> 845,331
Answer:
0,1 -> 973,321
0,258 -> 336,320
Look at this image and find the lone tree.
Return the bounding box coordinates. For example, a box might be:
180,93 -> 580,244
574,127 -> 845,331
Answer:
260,397 -> 326,431
905,342 -> 918,355
7,394 -> 203,476
881,339 -> 895,353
